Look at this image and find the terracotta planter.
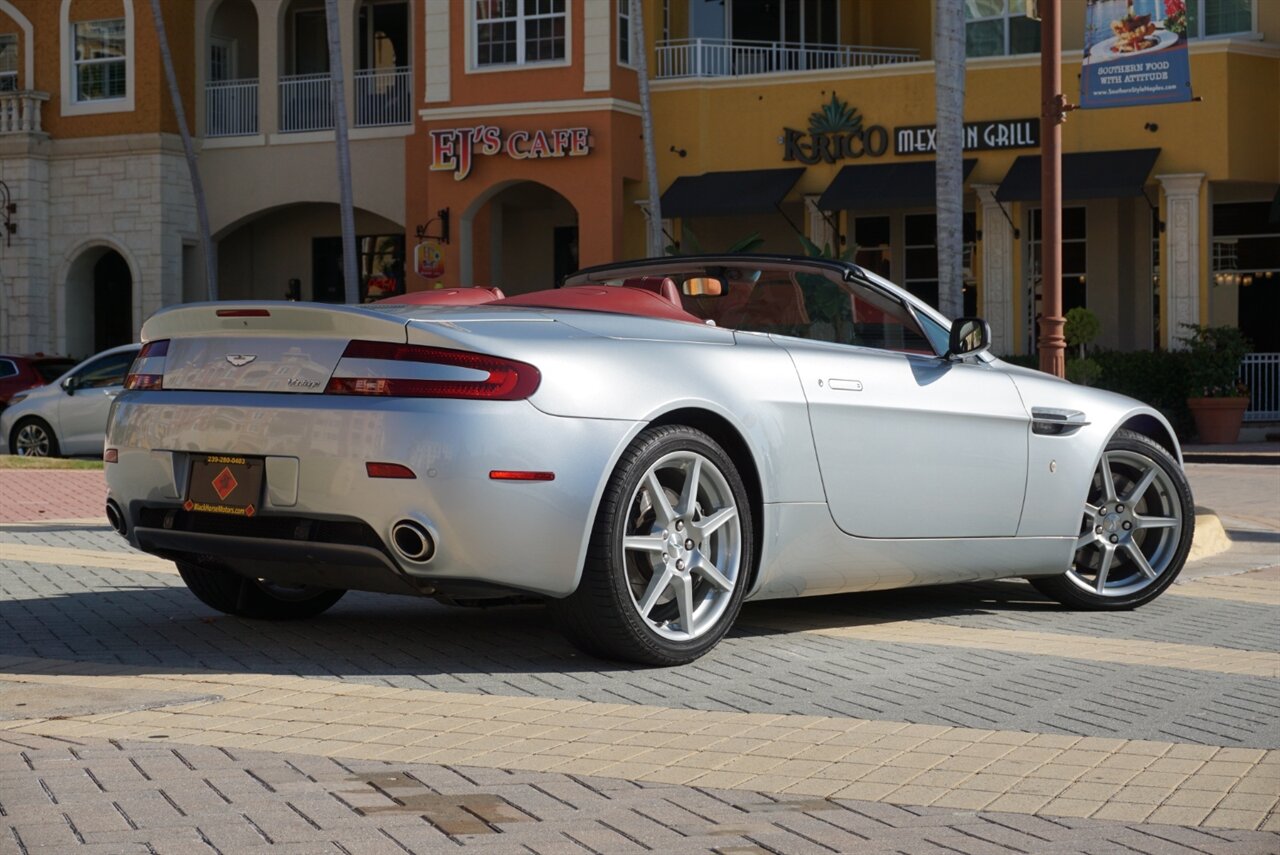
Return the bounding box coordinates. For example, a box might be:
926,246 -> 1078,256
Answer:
1186,396 -> 1249,444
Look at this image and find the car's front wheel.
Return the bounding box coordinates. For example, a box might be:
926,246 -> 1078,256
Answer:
552,425 -> 753,665
11,418 -> 60,458
1032,429 -> 1194,609
176,561 -> 346,620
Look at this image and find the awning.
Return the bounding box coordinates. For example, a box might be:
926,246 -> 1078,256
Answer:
996,148 -> 1161,202
818,159 -> 977,211
660,167 -> 805,218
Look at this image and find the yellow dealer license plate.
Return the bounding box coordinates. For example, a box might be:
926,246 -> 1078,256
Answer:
184,454 -> 265,517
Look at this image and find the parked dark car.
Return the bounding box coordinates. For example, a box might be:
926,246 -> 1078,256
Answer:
0,354 -> 79,410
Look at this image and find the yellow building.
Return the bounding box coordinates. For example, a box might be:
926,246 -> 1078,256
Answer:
640,0 -> 1280,356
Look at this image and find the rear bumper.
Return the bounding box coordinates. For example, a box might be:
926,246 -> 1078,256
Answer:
106,390 -> 638,597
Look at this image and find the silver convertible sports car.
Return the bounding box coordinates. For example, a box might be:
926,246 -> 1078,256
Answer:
105,256 -> 1194,665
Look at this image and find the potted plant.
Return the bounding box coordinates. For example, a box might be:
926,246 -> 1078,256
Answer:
1180,323 -> 1252,444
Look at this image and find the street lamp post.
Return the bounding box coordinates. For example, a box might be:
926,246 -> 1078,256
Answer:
1038,0 -> 1067,378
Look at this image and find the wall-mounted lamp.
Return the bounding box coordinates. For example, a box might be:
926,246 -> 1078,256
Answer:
1143,122 -> 1159,132
415,208 -> 450,244
0,181 -> 16,246
669,145 -> 687,158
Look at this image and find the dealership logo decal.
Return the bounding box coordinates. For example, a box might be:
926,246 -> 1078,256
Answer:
225,354 -> 256,367
430,126 -> 592,181
782,94 -> 889,164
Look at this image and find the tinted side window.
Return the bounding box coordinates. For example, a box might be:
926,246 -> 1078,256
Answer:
73,351 -> 136,388
0,359 -> 16,379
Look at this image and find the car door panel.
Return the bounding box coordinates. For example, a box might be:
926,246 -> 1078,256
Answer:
782,343 -> 1030,539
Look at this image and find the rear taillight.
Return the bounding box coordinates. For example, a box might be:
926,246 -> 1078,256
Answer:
124,340 -> 169,390
326,341 -> 540,401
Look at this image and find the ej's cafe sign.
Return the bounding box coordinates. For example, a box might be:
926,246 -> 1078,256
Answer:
430,125 -> 592,181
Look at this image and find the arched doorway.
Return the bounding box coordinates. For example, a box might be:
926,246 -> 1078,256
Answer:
465,182 -> 579,295
63,245 -> 134,358
216,203 -> 405,302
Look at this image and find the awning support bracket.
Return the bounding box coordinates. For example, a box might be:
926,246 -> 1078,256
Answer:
1142,187 -> 1165,233
995,197 -> 1021,240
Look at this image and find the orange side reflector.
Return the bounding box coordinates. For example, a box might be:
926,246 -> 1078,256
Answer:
366,462 -> 416,479
489,470 -> 555,481
103,448 -> 118,464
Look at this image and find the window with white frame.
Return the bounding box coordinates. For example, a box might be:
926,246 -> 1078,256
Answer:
0,34 -> 17,91
1187,0 -> 1253,38
73,18 -> 127,101
964,0 -> 1040,58
618,0 -> 633,66
474,0 -> 566,67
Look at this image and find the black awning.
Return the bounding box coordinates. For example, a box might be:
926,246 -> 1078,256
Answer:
996,148 -> 1161,202
817,159 -> 977,211
660,167 -> 805,218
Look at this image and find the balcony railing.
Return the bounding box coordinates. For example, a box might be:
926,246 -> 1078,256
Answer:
655,38 -> 920,79
0,90 -> 49,134
355,66 -> 411,127
280,72 -> 333,133
1241,353 -> 1280,421
205,78 -> 258,137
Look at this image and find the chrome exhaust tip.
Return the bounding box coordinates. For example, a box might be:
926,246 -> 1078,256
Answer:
391,520 -> 435,563
105,500 -> 127,537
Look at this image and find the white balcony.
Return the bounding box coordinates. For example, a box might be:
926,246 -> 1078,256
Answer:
0,90 -> 48,134
654,38 -> 920,79
279,72 -> 334,133
354,66 -> 411,128
205,78 -> 258,137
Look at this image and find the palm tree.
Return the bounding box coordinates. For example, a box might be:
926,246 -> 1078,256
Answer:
148,0 -> 217,300
325,0 -> 358,303
632,0 -> 663,257
933,0 -> 967,319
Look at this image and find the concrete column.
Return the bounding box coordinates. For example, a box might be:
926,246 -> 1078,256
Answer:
974,184 -> 1014,355
255,0 -> 280,135
1157,173 -> 1205,349
424,0 -> 450,103
804,195 -> 833,254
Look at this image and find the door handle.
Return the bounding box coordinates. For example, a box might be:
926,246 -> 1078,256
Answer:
104,389 -> 121,398
828,379 -> 863,392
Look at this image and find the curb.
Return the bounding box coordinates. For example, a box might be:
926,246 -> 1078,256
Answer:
1183,452 -> 1280,465
1187,507 -> 1231,562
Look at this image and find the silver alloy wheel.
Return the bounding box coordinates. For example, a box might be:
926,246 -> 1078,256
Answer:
1069,449 -> 1184,597
622,450 -> 742,642
14,423 -> 52,457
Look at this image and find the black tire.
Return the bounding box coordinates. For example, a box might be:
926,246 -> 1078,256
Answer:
1031,429 -> 1194,610
11,417 -> 60,458
176,561 -> 346,620
551,425 -> 754,666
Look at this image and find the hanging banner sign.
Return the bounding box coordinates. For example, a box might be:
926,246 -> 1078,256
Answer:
1080,0 -> 1192,108
414,240 -> 444,280
430,126 -> 592,181
894,119 -> 1040,155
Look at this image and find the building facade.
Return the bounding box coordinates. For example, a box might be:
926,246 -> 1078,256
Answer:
0,0 -> 1276,360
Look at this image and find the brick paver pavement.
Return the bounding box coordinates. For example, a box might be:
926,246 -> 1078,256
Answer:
0,470 -> 106,524
0,468 -> 1276,852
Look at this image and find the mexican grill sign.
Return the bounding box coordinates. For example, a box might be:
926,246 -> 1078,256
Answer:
894,118 -> 1040,156
430,125 -> 592,181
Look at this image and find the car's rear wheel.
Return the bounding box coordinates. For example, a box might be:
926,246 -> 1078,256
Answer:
176,561 -> 346,620
1031,430 -> 1193,609
552,425 -> 753,665
12,418 -> 59,458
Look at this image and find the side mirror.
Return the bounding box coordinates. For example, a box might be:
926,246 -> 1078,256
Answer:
946,317 -> 991,360
61,376 -> 79,394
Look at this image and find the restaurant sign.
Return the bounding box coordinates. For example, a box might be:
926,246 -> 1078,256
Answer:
782,94 -> 890,164
894,118 -> 1040,156
430,125 -> 592,181
1080,0 -> 1192,108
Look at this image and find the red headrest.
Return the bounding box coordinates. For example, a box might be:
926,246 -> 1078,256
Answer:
622,277 -> 682,309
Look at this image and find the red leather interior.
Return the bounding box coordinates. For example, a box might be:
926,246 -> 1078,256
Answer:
491,287 -> 702,324
376,287 -> 505,306
739,277 -> 810,329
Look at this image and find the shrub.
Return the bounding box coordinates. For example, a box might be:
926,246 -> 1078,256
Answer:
1178,324 -> 1251,398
